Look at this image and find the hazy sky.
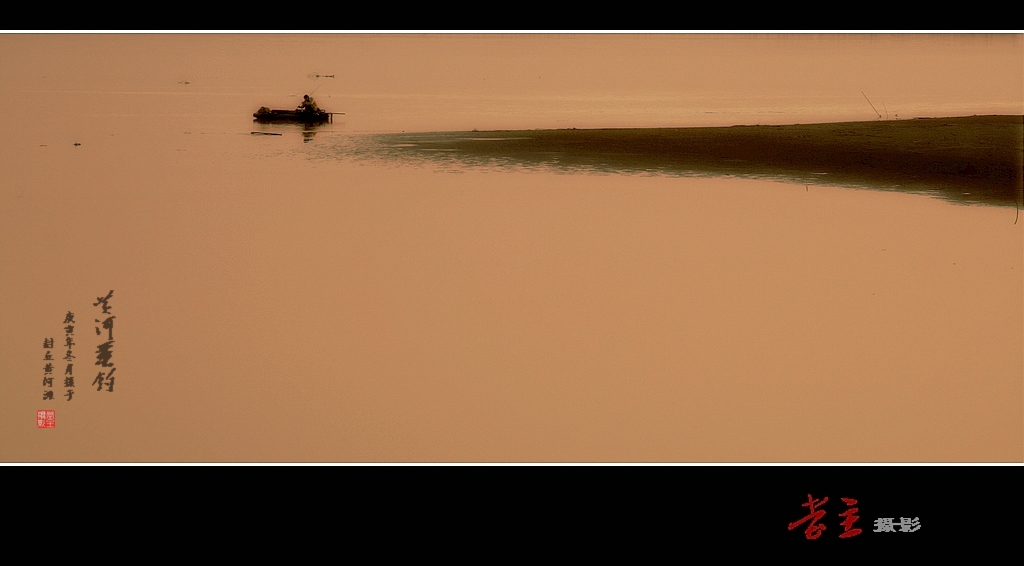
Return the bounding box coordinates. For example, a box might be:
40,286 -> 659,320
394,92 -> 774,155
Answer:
2,33 -> 1021,120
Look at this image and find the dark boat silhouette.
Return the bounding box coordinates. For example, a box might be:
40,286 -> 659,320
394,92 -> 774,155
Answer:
253,106 -> 337,124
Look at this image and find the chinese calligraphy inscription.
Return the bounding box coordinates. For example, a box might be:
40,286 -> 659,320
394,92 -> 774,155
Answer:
36,292 -> 121,426
92,290 -> 116,393
789,494 -> 919,540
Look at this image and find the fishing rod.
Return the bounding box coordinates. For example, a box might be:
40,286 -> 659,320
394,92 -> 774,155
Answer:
303,83 -> 346,119
861,91 -> 882,120
310,84 -> 346,115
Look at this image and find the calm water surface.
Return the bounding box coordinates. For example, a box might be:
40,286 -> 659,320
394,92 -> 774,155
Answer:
1,34 -> 1021,461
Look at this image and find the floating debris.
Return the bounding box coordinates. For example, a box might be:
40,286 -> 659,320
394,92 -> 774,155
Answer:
306,73 -> 336,79
73,142 -> 81,146
178,80 -> 190,85
251,132 -> 282,136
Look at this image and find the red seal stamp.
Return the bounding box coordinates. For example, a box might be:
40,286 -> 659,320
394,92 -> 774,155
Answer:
37,410 -> 55,428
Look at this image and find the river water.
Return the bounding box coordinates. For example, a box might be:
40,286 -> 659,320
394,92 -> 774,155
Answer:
1,33 -> 1021,462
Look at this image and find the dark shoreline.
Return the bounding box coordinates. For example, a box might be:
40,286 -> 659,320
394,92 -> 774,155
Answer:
368,115 -> 1024,207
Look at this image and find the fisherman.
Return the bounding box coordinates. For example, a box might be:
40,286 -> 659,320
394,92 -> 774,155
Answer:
299,94 -> 320,113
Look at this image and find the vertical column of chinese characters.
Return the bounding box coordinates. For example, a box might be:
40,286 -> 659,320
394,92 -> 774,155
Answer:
42,336 -> 55,401
62,311 -> 76,401
92,291 -> 116,393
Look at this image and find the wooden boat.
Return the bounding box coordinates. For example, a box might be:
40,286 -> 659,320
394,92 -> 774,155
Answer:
253,106 -> 334,123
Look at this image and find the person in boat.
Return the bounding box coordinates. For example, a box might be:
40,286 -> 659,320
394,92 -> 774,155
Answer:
299,94 -> 320,113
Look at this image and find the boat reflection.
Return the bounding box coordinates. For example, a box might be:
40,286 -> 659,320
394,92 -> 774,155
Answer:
250,120 -> 333,143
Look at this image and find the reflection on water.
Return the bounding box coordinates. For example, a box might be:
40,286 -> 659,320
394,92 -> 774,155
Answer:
251,119 -> 333,143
